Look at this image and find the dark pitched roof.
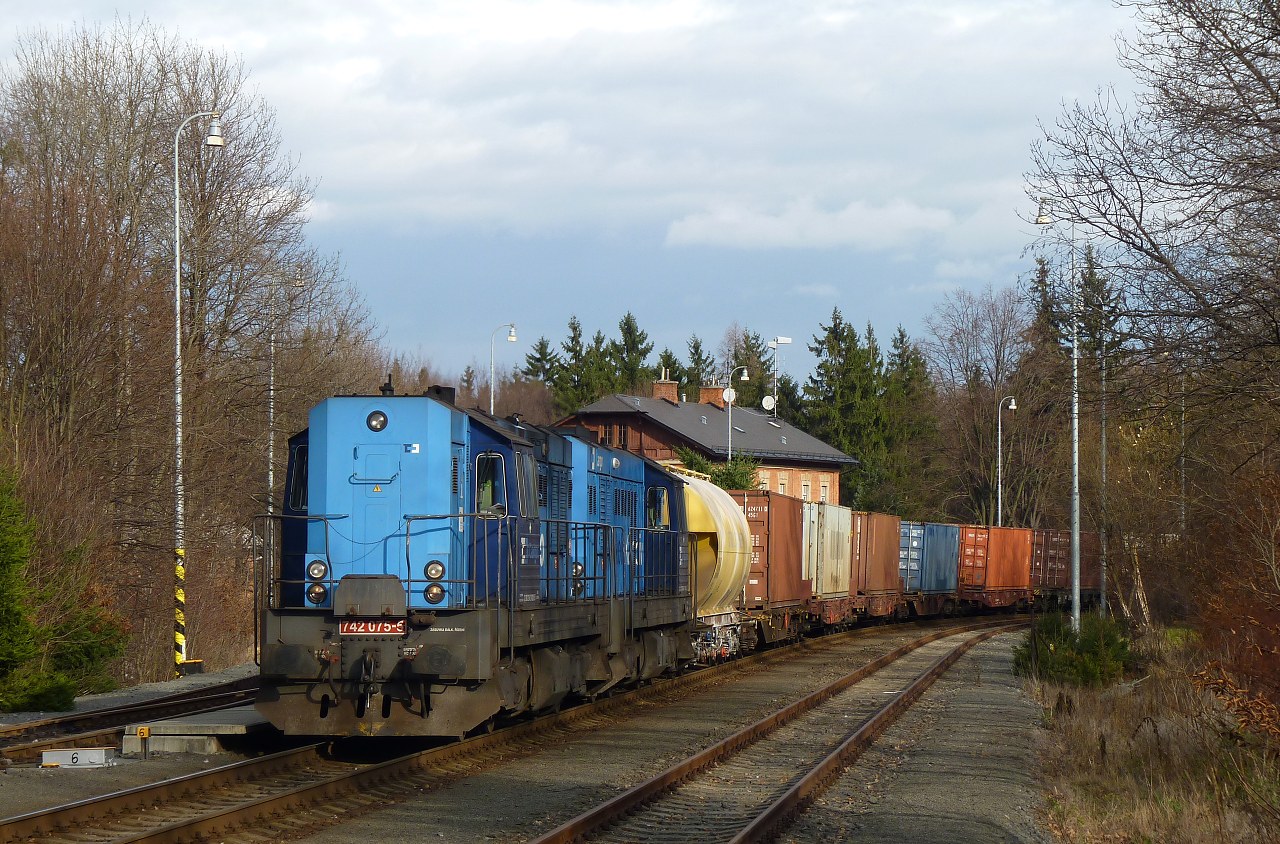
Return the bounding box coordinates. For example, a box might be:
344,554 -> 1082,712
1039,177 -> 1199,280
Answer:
571,394 -> 856,466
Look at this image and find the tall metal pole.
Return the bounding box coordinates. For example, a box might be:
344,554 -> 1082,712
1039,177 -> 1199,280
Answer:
1099,336 -> 1108,617
1070,225 -> 1082,634
489,323 -> 516,415
173,109 -> 223,675
727,365 -> 748,459
997,395 -> 1015,527
1180,370 -> 1187,535
768,336 -> 791,418
267,280 -> 276,517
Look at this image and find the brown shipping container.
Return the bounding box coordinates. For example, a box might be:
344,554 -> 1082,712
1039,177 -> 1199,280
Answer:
1031,529 -> 1101,591
958,525 -> 989,589
851,512 -> 903,595
960,525 -> 1032,605
733,490 -> 811,609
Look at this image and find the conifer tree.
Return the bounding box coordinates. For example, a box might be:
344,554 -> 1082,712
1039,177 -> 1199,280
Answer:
609,312 -> 654,393
522,337 -> 563,385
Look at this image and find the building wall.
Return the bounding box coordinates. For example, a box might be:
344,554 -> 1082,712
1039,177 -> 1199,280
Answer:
754,467 -> 841,504
577,415 -> 842,505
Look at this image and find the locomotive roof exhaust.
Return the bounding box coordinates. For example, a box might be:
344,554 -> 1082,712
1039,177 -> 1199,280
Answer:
380,374 -> 394,396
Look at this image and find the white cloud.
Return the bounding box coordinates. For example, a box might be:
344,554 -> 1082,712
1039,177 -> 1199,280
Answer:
793,283 -> 839,298
0,0 -> 1137,373
665,198 -> 952,250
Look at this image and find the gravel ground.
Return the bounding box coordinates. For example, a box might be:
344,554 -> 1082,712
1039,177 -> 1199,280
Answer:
0,663 -> 258,819
781,634 -> 1050,844
0,632 -> 1053,843
291,628 -> 1052,844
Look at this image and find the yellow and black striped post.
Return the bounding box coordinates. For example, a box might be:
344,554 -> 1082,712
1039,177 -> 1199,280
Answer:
175,547 -> 187,677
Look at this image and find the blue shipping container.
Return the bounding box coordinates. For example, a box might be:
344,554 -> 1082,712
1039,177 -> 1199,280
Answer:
899,521 -> 924,592
920,522 -> 960,594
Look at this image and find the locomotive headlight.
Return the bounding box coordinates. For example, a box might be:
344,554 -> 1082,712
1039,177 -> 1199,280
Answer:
306,559 -> 328,580
366,410 -> 388,432
572,563 -> 585,577
305,583 -> 328,604
424,583 -> 446,604
424,561 -> 446,581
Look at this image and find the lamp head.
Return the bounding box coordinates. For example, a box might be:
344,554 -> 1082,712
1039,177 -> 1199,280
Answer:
1008,397 -> 1018,412
506,324 -> 517,342
204,114 -> 225,148
739,369 -> 749,381
1035,196 -> 1051,226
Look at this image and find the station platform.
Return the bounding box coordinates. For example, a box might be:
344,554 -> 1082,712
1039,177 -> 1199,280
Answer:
124,705 -> 273,755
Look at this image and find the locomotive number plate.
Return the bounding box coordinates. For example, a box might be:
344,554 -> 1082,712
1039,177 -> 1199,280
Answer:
338,619 -> 406,635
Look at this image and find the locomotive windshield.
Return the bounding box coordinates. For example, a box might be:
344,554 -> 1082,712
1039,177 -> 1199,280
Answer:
287,444 -> 308,511
646,486 -> 669,529
476,452 -> 506,513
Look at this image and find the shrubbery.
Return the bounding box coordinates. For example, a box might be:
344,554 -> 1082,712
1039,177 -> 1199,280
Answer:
1013,611 -> 1135,686
0,468 -> 127,711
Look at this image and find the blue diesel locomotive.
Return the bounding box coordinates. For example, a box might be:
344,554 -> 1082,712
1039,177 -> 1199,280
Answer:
255,384 -> 693,737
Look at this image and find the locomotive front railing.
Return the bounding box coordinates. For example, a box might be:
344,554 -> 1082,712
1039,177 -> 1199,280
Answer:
251,511 -> 347,663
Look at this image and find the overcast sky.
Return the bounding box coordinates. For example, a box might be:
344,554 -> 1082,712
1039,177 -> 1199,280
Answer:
1,1 -> 1135,386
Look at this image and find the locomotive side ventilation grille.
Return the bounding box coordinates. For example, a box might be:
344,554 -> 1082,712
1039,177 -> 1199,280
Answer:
614,488 -> 638,527
451,457 -> 459,495
537,472 -> 548,508
589,485 -> 597,515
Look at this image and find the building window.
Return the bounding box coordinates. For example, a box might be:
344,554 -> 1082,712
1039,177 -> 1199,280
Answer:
801,482 -> 811,501
820,483 -> 829,503
617,425 -> 628,449
778,480 -> 787,495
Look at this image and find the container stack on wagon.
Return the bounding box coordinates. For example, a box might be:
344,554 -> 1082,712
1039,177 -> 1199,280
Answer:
899,521 -> 961,617
958,525 -> 1034,610
1030,528 -> 1102,607
852,511 -> 903,618
734,490 -> 811,645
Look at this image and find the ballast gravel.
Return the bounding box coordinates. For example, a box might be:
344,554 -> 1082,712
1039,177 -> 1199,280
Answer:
0,633 -> 1052,842
291,629 -> 1052,843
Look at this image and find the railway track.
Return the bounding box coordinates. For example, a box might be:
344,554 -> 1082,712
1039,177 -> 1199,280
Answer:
529,623 -> 1020,844
0,677 -> 259,764
0,619 -> 1020,844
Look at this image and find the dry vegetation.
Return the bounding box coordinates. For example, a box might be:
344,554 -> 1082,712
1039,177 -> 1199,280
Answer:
1034,630 -> 1280,843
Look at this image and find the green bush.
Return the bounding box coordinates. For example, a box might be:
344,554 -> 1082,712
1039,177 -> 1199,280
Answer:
0,668 -> 76,711
1014,611 -> 1135,686
47,605 -> 128,695
0,468 -> 38,681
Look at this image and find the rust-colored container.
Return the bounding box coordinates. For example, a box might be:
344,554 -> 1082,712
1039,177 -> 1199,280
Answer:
958,525 -> 1032,607
1031,529 -> 1101,592
851,511 -> 902,617
732,490 -> 811,609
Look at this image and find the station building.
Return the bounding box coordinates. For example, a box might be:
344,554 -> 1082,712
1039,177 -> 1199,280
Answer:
558,376 -> 855,505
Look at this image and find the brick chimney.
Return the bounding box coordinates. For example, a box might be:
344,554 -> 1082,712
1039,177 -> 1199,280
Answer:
652,369 -> 679,404
700,385 -> 726,408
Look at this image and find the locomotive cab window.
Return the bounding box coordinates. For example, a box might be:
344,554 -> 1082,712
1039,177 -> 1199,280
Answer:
646,487 -> 669,530
287,445 -> 309,511
475,453 -> 508,515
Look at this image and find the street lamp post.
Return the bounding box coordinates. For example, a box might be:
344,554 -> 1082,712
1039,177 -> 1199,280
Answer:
173,109 -> 224,675
1037,198 -> 1082,633
767,336 -> 791,417
997,395 -> 1016,527
490,323 -> 517,415
726,366 -> 749,459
